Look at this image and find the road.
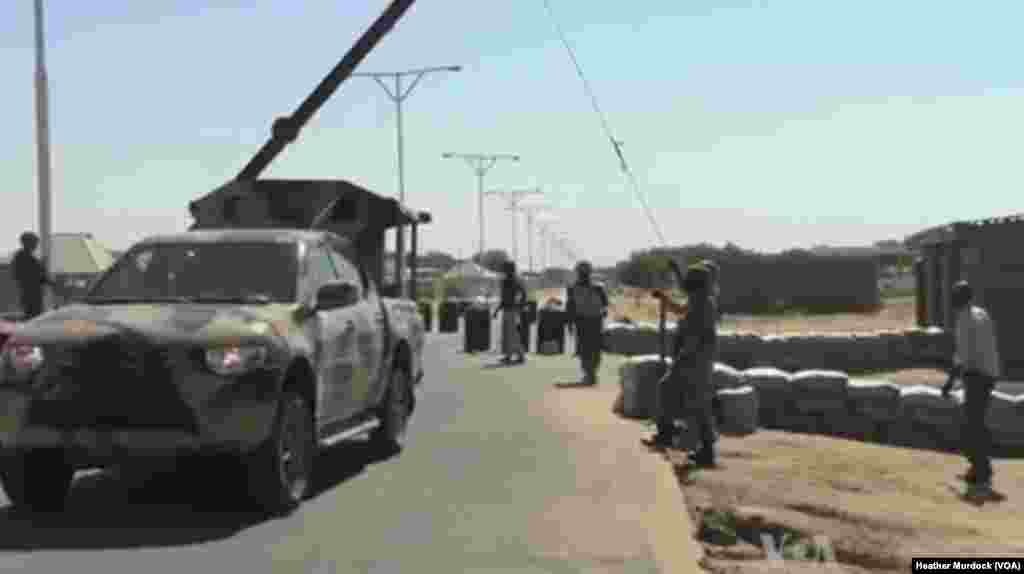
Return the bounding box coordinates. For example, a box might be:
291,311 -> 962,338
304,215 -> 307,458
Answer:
0,332 -> 695,574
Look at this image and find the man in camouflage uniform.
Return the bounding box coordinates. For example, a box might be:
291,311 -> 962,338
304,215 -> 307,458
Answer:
566,260 -> 609,385
644,264 -> 719,467
11,231 -> 54,320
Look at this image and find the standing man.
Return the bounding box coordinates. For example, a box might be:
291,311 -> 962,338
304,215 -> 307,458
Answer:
645,264 -> 719,467
493,261 -> 527,365
11,231 -> 53,320
566,260 -> 609,385
941,280 -> 1000,493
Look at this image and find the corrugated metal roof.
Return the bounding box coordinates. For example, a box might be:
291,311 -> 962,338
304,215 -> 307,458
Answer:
905,214 -> 1024,248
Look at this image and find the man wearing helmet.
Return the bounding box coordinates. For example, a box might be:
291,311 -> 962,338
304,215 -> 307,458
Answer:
941,280 -> 1000,494
645,263 -> 719,467
566,260 -> 609,385
11,231 -> 54,319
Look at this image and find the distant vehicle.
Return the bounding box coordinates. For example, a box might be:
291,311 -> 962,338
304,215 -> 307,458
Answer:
0,229 -> 425,514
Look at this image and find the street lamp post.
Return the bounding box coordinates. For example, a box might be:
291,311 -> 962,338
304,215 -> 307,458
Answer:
519,203 -> 548,274
355,65 -> 461,296
441,152 -> 520,259
33,0 -> 54,311
483,187 -> 543,270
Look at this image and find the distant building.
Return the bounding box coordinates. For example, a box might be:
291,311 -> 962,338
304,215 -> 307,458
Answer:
905,215 -> 1024,378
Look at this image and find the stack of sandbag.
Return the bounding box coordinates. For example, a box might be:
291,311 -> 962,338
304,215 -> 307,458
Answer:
987,390 -> 1024,449
616,355 -> 670,419
789,370 -> 849,414
717,332 -> 761,370
842,378 -> 900,441
903,327 -> 953,365
603,322 -> 663,356
603,322 -> 637,355
818,335 -> 857,372
712,362 -> 747,392
846,378 -> 901,422
742,367 -> 792,428
879,330 -> 913,371
892,385 -> 962,450
716,386 -> 759,436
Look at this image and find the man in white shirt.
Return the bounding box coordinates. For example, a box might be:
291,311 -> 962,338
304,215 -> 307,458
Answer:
941,280 -> 1000,490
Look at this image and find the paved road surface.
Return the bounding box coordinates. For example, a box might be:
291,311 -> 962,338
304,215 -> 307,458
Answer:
0,333 -> 692,573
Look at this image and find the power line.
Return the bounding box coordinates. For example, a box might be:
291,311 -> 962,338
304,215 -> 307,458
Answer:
540,0 -> 667,246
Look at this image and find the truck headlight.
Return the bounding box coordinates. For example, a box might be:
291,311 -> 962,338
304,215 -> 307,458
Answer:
205,346 -> 267,377
1,343 -> 45,379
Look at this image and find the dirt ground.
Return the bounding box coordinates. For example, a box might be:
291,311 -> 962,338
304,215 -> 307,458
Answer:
537,287 -> 918,335
552,287 -> 1023,571
675,432 -> 1024,573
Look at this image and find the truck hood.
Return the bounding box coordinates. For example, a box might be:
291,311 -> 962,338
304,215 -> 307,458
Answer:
5,303 -> 295,347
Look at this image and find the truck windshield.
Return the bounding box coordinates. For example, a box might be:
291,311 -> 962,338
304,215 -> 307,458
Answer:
86,242 -> 298,303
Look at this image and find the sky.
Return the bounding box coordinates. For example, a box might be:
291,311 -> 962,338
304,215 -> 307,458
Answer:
1,1 -> 1022,268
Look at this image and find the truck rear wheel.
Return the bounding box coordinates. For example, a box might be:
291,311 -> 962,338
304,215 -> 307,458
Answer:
244,389 -> 315,515
0,449 -> 74,513
370,367 -> 413,452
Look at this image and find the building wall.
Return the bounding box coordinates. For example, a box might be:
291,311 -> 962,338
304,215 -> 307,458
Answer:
913,221 -> 1024,379
715,257 -> 881,314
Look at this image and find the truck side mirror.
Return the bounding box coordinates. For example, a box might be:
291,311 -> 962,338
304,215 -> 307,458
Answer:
315,281 -> 360,311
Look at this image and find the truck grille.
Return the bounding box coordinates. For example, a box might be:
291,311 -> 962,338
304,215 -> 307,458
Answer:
28,335 -> 198,432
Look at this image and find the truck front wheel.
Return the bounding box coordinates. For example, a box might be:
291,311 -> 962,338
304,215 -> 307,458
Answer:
0,449 -> 74,513
370,367 -> 413,452
244,389 -> 315,515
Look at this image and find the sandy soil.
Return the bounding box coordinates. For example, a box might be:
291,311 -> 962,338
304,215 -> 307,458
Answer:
537,287 -> 919,335
677,432 -> 1024,573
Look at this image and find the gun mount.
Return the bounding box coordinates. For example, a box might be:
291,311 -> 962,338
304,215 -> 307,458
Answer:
190,179 -> 430,297
187,0 -> 430,299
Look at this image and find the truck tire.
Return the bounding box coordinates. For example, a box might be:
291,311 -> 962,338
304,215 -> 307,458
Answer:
370,367 -> 413,452
244,389 -> 315,515
0,449 -> 74,513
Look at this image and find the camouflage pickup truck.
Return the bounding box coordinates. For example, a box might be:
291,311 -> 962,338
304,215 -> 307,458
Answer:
0,228 -> 425,514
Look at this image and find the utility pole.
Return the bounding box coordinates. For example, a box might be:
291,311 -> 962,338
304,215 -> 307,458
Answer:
483,187 -> 543,270
535,213 -> 559,272
33,0 -> 54,312
442,152 -> 520,259
355,65 -> 461,296
520,203 -> 548,274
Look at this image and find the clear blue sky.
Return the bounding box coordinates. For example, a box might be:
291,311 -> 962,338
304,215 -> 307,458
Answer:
2,1 -> 1022,267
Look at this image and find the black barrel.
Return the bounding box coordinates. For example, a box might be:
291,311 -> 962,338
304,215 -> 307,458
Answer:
519,300 -> 538,352
463,304 -> 492,353
536,308 -> 567,354
418,301 -> 434,332
439,300 -> 459,333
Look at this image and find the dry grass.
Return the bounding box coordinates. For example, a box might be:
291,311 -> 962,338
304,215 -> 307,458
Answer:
538,287 -> 918,335
678,432 -> 1024,573
610,288 -> 918,335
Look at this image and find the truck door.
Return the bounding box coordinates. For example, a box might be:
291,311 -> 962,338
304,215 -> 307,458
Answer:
304,244 -> 360,422
328,247 -> 385,411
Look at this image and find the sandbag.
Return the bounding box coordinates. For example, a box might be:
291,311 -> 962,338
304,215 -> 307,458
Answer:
716,385 -> 758,436
602,322 -> 636,354
743,367 -> 792,427
618,355 -> 670,419
846,379 -> 902,421
987,391 -> 1024,433
712,362 -> 747,391
900,385 -> 962,427
789,369 -> 849,414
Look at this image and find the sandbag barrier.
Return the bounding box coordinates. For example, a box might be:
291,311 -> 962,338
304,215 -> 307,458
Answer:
603,323 -> 952,373
613,358 -> 1024,453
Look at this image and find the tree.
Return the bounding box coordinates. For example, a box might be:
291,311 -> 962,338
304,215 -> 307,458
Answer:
471,249 -> 511,273
419,250 -> 457,270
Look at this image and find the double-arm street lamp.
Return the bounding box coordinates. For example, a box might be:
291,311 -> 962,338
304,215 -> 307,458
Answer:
355,65 -> 461,295
441,152 -> 520,259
